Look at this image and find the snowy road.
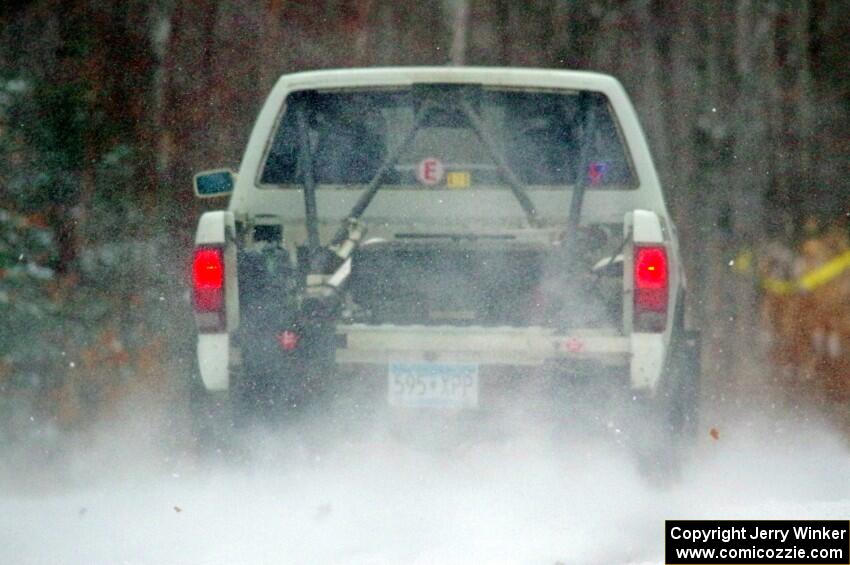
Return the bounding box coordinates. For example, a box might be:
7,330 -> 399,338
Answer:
1,409 -> 848,565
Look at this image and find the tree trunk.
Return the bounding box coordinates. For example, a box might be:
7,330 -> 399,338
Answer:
449,0 -> 469,66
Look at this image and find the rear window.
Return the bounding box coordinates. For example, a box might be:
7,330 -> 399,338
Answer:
260,86 -> 636,189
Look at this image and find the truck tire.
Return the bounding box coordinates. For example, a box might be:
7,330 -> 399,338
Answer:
633,329 -> 701,485
188,372 -> 236,458
667,330 -> 701,442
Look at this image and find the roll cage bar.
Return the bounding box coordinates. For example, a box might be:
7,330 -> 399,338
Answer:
291,86 -> 597,274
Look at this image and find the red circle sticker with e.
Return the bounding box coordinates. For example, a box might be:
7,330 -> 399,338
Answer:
417,157 -> 444,185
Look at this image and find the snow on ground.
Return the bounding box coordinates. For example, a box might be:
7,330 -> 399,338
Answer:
1,404 -> 848,565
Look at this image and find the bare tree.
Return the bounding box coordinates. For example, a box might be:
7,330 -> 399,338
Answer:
448,0 -> 470,65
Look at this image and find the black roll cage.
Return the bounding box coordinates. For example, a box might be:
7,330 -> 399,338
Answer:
291,86 -> 597,273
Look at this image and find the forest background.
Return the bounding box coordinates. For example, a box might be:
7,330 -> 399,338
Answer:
0,0 -> 847,437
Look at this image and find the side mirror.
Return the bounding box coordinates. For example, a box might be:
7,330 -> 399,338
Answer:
194,169 -> 235,198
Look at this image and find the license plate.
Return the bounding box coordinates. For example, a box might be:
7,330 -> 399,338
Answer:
388,362 -> 479,409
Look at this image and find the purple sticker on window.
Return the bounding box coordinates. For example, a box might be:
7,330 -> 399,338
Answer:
588,161 -> 610,185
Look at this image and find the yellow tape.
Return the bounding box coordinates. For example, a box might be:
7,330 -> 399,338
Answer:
798,249 -> 850,291
759,249 -> 850,295
761,277 -> 796,295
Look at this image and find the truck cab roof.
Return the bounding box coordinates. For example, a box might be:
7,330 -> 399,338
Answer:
269,66 -> 622,92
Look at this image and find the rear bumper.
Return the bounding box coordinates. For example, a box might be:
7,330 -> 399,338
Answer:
335,324 -> 628,365
334,324 -> 665,391
200,324 -> 665,393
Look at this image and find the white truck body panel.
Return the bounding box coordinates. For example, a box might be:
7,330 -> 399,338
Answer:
195,210 -> 232,245
194,210 -> 240,331
197,333 -> 229,391
623,209 -> 676,390
194,211 -> 240,390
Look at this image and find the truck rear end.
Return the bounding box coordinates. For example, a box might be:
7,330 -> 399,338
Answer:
189,68 -> 697,467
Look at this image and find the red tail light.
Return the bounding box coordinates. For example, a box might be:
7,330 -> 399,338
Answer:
634,245 -> 668,332
192,247 -> 225,330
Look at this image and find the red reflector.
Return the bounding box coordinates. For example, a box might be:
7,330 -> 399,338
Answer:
634,246 -> 668,332
277,330 -> 299,351
192,247 -> 224,312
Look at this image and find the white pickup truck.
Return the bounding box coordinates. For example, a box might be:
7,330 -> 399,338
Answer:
189,67 -> 700,472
